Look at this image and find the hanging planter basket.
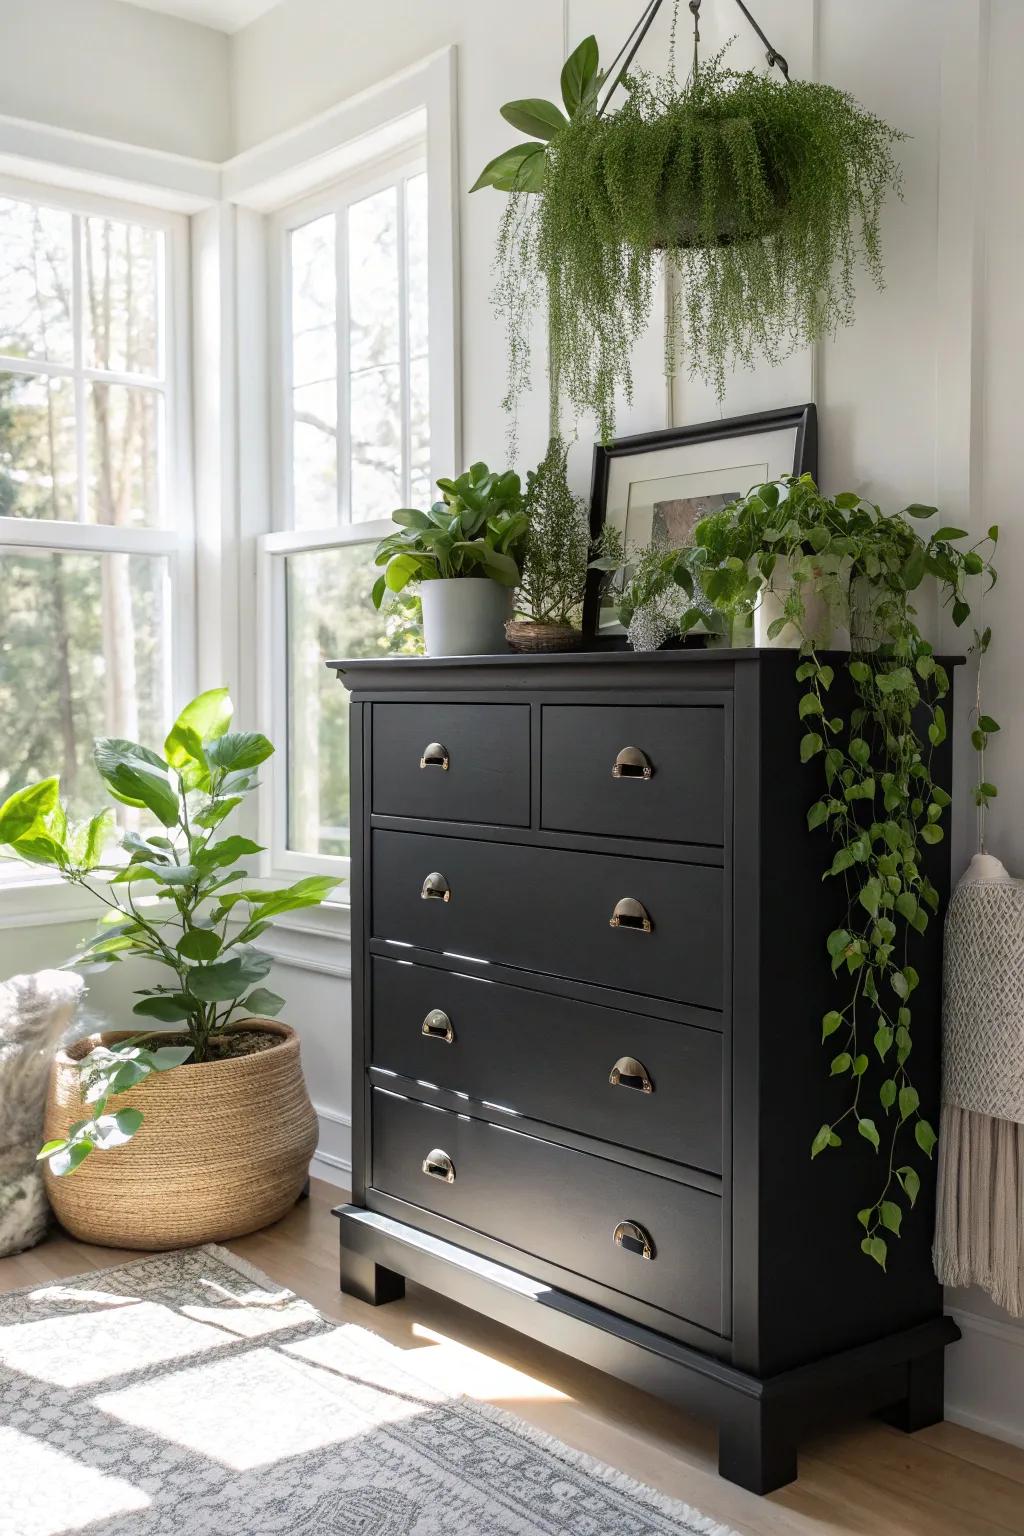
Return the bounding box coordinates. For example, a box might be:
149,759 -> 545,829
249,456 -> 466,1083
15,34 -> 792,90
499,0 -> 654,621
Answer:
474,0 -> 904,439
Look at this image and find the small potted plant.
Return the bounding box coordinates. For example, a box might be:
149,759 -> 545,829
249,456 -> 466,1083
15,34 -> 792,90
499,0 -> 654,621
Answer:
589,526 -> 685,652
0,688 -> 338,1250
507,435 -> 590,651
372,462 -> 528,656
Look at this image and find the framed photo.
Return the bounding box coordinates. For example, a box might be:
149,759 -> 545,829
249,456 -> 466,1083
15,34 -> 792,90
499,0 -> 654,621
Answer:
583,404 -> 818,640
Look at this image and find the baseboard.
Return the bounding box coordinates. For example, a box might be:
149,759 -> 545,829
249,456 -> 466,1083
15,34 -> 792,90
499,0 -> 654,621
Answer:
945,1304 -> 1024,1449
310,1148 -> 351,1189
311,1101 -> 352,1190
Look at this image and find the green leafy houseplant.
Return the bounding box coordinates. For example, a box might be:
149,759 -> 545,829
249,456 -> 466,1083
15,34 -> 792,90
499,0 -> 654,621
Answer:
371,462 -> 528,607
473,23 -> 903,439
512,435 -> 591,635
0,688 -> 339,1172
674,476 -> 999,1268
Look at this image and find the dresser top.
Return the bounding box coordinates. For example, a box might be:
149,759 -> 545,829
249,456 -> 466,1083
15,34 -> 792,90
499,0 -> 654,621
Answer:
329,646 -> 785,683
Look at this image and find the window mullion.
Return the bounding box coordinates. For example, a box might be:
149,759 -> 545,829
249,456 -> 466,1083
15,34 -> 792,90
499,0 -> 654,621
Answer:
71,213 -> 87,525
337,204 -> 352,526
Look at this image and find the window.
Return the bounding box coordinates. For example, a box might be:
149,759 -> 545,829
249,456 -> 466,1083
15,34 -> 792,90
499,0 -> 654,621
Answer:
264,153 -> 438,878
0,179 -> 192,852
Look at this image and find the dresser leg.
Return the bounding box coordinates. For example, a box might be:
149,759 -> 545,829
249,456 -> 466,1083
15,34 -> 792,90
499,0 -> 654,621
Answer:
340,1247 -> 405,1306
877,1348 -> 945,1433
718,1399 -> 797,1493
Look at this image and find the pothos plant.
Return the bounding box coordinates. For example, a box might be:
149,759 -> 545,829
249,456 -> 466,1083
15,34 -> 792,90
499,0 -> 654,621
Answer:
675,476 -> 999,1269
0,688 -> 339,1173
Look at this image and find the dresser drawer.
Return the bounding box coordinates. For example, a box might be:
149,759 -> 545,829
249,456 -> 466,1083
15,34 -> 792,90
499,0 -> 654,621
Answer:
372,703 -> 530,827
371,830 -> 723,1010
372,957 -> 723,1173
372,1089 -> 724,1334
541,705 -> 725,846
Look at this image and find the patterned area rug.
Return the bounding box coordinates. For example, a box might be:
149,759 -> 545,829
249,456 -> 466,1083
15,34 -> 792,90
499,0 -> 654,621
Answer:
0,1245 -> 741,1535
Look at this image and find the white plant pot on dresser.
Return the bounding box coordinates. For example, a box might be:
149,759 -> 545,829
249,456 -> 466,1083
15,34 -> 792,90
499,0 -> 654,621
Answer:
420,579 -> 512,656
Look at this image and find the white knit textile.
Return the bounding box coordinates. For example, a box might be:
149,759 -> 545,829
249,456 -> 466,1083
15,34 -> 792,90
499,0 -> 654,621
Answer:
934,858 -> 1024,1315
941,869 -> 1024,1122
0,970 -> 84,1258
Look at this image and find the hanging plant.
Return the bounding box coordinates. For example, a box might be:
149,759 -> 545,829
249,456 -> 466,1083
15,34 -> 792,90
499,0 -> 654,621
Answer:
675,477 -> 999,1270
473,3 -> 904,440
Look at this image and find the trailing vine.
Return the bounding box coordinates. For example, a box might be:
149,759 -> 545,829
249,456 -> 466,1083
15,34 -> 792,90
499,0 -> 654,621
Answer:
472,14 -> 904,439
676,477 -> 998,1267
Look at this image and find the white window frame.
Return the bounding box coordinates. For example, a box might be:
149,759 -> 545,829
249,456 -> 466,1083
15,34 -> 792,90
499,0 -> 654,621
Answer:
0,171 -> 196,891
245,48 -> 460,896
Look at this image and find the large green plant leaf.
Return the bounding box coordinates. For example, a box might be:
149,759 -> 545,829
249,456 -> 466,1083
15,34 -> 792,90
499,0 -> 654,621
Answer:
0,777 -> 60,846
470,142 -> 546,194
132,994 -> 194,1022
206,732 -> 274,774
94,739 -> 180,827
500,98 -> 567,141
186,952 -> 273,1002
560,34 -> 600,115
193,835 -> 263,872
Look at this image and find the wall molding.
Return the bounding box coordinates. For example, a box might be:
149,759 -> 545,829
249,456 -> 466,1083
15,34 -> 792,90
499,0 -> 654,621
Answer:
311,1101 -> 352,1191
945,1303 -> 1024,1450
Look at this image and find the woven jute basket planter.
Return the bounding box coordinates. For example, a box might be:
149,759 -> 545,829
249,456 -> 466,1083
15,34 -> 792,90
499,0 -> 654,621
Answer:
43,1020 -> 318,1251
505,620 -> 583,653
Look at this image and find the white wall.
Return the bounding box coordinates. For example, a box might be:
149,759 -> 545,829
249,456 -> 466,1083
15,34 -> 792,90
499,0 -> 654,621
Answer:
1,0 -> 1022,1451
0,0 -> 231,161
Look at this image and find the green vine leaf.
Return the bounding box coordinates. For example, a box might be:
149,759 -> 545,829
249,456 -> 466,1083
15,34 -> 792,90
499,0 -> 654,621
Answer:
898,1085 -> 920,1122
879,1201 -> 903,1235
800,731 -> 824,763
858,1118 -> 881,1152
915,1119 -> 938,1158
861,1235 -> 888,1270
897,1166 -> 921,1206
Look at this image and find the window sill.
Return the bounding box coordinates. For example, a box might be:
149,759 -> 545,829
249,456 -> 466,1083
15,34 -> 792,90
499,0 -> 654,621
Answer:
0,874 -> 99,930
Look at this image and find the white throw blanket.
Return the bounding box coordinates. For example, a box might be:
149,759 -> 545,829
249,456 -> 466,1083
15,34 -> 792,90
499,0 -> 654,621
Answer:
934,854 -> 1024,1314
0,970 -> 84,1258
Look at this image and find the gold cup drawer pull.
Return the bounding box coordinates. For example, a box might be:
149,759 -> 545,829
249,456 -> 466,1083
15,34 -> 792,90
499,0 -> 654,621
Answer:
421,872 -> 451,903
422,1148 -> 455,1183
420,741 -> 449,770
609,897 -> 652,933
612,746 -> 653,780
613,1220 -> 655,1260
609,1056 -> 654,1094
421,1008 -> 455,1043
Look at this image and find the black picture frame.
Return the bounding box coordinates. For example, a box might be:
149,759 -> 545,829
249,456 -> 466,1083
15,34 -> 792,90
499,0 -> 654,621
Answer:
582,404 -> 818,642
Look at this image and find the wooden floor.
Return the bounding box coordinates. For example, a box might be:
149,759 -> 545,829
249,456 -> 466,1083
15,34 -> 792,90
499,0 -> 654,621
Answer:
3,1181 -> 1023,1536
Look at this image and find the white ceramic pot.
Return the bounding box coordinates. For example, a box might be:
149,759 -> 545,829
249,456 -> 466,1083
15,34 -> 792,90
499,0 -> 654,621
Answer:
754,560 -> 847,649
419,578 -> 512,656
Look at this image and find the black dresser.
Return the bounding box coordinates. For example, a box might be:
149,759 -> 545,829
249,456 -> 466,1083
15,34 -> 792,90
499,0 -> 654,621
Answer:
329,649 -> 959,1493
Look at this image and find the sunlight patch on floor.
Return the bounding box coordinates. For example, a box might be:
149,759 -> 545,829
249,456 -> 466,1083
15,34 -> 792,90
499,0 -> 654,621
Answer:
180,1296 -> 320,1338
0,1300 -> 239,1388
0,1426 -> 149,1536
93,1344 -> 431,1471
401,1322 -> 571,1405
26,1286 -> 139,1310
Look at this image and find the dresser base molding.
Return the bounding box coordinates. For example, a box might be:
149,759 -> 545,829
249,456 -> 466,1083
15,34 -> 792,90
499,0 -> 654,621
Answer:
336,1205 -> 960,1495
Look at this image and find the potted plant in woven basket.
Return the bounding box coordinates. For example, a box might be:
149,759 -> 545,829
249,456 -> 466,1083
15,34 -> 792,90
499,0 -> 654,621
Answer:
507,435 -> 590,651
0,688 -> 337,1250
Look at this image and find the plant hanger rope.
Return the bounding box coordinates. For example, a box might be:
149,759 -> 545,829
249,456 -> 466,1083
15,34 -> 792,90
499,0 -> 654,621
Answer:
598,0 -> 790,117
